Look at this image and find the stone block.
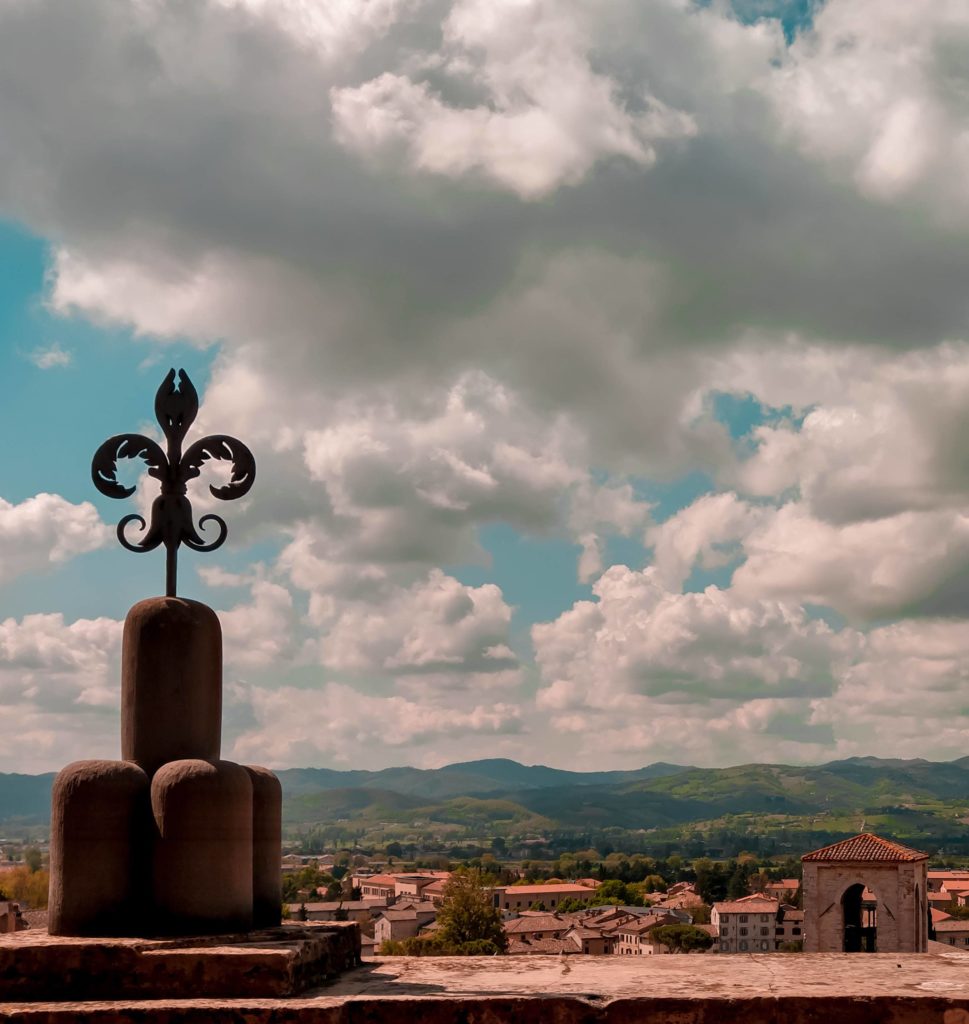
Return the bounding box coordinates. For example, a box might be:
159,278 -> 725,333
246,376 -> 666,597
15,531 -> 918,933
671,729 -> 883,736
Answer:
151,759 -> 253,935
246,765 -> 282,929
122,598 -> 222,777
48,760 -> 150,937
0,923 -> 359,1001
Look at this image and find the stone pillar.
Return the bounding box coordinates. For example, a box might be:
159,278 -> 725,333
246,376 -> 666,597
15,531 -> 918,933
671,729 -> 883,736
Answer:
246,765 -> 283,928
49,760 -> 150,936
151,759 -> 253,935
122,598 -> 222,777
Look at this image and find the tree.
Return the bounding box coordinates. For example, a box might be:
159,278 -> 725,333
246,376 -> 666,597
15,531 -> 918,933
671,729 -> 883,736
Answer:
651,924 -> 714,954
23,848 -> 42,873
435,868 -> 508,953
597,879 -> 629,903
2,867 -> 49,909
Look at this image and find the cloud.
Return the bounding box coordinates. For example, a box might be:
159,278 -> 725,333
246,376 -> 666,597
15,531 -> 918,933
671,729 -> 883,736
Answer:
3,0 -> 969,771
532,564 -> 969,766
314,568 -> 517,675
767,0 -> 969,214
0,612 -> 122,773
26,342 -> 72,369
0,494 -> 108,585
229,680 -> 524,768
330,0 -> 697,198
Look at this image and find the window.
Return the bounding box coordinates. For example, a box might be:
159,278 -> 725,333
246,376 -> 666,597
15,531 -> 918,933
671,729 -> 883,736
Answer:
793,928 -> 801,936
720,942 -> 728,951
739,927 -> 748,936
740,940 -> 748,951
760,927 -> 769,936
761,915 -> 769,923
760,941 -> 769,951
739,915 -> 748,923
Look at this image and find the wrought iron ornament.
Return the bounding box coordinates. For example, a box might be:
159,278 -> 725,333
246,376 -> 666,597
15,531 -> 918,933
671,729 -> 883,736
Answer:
92,369 -> 255,597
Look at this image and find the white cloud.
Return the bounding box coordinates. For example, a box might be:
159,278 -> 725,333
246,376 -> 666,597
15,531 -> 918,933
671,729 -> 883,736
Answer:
4,0 -> 969,771
27,342 -> 72,369
229,680 -> 523,768
0,612 -> 122,773
315,569 -> 516,675
532,564 -> 969,766
0,494 -> 108,585
768,0 -> 969,214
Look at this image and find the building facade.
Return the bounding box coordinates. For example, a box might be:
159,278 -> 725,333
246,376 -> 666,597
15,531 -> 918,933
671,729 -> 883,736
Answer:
801,833 -> 928,953
712,894 -> 779,953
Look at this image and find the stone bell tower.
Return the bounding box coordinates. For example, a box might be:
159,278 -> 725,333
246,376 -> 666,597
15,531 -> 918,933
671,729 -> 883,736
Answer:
802,833 -> 928,954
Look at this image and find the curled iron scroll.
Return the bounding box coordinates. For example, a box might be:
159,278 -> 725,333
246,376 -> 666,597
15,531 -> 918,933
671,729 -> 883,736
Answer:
91,369 -> 255,596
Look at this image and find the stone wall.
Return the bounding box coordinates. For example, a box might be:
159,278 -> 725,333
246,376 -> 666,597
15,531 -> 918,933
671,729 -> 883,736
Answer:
803,860 -> 927,952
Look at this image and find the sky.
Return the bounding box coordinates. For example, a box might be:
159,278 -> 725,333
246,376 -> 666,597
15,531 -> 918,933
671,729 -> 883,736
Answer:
2,0 -> 969,774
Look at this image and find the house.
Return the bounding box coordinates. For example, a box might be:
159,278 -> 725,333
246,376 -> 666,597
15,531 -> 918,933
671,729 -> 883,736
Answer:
653,890 -> 705,911
356,874 -> 398,900
941,884 -> 969,907
764,879 -> 800,900
667,882 -> 697,897
288,899 -> 389,924
422,878 -> 450,906
374,902 -> 437,946
565,925 -> 612,955
504,913 -> 569,941
712,894 -> 780,953
507,935 -> 577,954
933,919 -> 969,948
613,915 -> 677,956
496,884 -> 598,912
774,905 -> 804,946
0,902 -> 21,933
928,871 -> 969,893
393,874 -> 448,902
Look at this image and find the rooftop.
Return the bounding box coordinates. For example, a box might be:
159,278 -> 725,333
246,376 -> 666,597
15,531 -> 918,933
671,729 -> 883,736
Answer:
802,832 -> 928,863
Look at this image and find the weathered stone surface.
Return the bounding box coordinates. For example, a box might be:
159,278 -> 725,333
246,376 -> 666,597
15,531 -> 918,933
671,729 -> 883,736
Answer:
0,923 -> 359,1002
48,760 -> 150,937
122,598 -> 222,777
245,765 -> 283,929
151,759 -> 253,935
3,949 -> 969,1022
803,859 -> 928,952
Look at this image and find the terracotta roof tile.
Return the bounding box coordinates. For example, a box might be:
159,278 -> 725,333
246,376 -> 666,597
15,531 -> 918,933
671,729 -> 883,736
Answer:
507,936 -> 576,955
933,919 -> 969,932
801,833 -> 927,863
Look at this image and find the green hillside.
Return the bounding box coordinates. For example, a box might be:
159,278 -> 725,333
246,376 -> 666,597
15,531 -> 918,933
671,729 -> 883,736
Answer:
6,758 -> 969,854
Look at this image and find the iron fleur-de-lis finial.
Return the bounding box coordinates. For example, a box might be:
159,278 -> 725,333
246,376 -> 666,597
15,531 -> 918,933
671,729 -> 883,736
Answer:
92,369 -> 256,597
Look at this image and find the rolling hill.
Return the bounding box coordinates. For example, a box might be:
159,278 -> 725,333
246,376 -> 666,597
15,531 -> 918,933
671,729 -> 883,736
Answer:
5,757 -> 969,853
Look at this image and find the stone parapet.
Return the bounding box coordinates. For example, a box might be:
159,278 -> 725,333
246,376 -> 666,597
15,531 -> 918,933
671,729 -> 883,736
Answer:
3,949 -> 969,1022
0,923 -> 359,1002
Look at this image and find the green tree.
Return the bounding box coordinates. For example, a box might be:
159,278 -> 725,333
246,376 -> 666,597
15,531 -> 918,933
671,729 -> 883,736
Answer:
596,879 -> 629,903
689,903 -> 712,924
436,868 -> 508,953
651,924 -> 714,954
24,848 -> 42,873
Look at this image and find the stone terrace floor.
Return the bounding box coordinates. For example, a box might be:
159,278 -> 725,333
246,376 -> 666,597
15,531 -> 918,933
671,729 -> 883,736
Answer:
5,950 -> 969,1022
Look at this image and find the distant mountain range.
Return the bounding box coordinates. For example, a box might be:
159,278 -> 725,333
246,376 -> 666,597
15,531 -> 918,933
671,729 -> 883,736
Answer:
5,756 -> 969,851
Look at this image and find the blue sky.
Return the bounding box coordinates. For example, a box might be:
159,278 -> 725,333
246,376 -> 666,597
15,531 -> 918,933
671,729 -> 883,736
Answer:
2,0 -> 969,774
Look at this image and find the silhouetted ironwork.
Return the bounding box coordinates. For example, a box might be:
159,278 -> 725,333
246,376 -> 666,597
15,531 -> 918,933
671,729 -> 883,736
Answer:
92,369 -> 255,597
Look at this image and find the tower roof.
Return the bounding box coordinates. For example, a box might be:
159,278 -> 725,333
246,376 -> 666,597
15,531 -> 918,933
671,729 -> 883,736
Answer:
801,833 -> 927,863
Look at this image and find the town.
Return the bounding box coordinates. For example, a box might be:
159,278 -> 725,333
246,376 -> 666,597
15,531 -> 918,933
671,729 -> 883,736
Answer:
262,832 -> 969,957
